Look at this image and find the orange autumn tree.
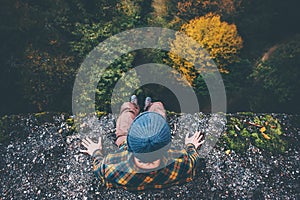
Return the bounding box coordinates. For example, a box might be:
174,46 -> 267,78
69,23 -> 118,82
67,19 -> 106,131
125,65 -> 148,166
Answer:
169,13 -> 243,84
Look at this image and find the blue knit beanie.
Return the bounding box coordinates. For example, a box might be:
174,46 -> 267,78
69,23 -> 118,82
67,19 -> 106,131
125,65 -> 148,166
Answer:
127,112 -> 171,162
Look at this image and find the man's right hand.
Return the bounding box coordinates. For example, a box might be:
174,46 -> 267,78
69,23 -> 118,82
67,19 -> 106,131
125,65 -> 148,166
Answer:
185,131 -> 205,149
80,137 -> 102,156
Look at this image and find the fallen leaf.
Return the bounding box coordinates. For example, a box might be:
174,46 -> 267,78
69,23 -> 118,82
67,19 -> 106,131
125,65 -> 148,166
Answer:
247,121 -> 262,128
225,150 -> 231,155
260,126 -> 266,133
262,133 -> 271,140
234,124 -> 241,131
265,121 -> 268,126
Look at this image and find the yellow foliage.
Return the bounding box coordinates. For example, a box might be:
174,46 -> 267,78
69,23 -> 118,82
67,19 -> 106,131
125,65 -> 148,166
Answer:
169,13 -> 243,85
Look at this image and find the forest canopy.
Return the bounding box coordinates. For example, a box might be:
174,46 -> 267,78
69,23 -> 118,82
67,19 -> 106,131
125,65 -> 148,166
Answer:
0,0 -> 299,114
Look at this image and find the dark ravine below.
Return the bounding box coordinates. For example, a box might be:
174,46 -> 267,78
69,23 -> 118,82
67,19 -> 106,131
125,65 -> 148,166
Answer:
0,113 -> 299,199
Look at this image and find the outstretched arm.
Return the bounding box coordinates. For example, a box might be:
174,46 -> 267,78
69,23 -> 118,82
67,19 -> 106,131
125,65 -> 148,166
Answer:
184,131 -> 205,170
80,137 -> 105,183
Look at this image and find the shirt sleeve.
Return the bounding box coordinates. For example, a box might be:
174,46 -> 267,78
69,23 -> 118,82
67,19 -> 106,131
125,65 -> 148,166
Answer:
118,141 -> 128,151
92,149 -> 105,185
185,143 -> 200,172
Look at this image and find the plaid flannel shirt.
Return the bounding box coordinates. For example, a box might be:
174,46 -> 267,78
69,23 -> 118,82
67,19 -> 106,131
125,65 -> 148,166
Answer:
93,142 -> 200,191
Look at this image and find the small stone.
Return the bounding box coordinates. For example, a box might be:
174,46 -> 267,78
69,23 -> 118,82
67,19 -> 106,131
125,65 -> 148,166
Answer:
225,150 -> 231,155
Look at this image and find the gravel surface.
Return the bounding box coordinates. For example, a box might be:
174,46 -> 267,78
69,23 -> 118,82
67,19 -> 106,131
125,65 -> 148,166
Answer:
0,113 -> 299,199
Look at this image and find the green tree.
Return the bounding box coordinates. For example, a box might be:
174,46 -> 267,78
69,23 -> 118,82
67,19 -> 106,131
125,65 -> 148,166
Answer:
250,35 -> 300,112
4,0 -> 76,112
11,0 -> 144,112
69,0 -> 144,113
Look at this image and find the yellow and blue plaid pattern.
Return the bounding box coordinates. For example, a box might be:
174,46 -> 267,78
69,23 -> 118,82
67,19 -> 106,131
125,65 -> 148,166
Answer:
93,143 -> 200,191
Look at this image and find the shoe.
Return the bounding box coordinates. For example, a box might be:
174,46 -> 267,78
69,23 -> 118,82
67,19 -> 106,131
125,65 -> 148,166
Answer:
144,97 -> 152,111
130,95 -> 138,105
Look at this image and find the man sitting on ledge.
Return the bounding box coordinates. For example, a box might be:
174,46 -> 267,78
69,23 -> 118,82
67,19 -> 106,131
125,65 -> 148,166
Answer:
80,95 -> 205,191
